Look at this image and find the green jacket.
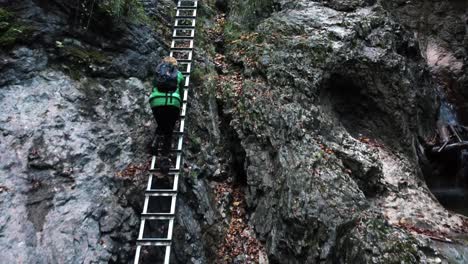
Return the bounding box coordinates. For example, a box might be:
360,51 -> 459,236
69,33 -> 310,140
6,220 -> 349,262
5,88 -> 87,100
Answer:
149,71 -> 185,108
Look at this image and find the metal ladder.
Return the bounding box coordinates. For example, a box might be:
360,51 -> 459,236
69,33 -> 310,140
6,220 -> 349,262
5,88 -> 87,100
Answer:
134,1 -> 198,263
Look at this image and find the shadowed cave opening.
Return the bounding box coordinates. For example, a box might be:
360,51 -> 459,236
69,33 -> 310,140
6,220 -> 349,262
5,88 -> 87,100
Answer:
325,74 -> 468,215
324,73 -> 397,147
321,73 -> 393,197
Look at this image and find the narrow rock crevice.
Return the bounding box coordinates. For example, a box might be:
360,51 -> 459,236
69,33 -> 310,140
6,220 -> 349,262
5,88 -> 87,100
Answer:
217,100 -> 248,186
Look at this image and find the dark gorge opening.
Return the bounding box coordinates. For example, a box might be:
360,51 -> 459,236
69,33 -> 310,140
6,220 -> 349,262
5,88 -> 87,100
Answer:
422,101 -> 468,216
324,73 -> 468,216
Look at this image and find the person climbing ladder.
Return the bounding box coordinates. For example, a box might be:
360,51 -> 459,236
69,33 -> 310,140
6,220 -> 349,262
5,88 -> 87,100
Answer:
136,2 -> 197,262
149,56 -> 185,171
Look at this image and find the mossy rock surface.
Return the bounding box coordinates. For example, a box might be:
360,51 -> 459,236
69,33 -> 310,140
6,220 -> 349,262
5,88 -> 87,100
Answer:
0,8 -> 13,22
63,46 -> 109,65
96,0 -> 149,24
0,8 -> 33,47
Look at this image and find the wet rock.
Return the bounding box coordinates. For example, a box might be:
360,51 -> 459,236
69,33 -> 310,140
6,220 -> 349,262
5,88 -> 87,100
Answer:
383,1 -> 468,120
0,65 -> 154,262
1,0 -> 467,263
0,47 -> 48,86
332,216 -> 437,263
1,0 -> 167,80
202,0 -> 466,262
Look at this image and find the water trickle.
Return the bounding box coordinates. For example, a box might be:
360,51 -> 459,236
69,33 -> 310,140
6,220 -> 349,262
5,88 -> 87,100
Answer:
439,100 -> 459,125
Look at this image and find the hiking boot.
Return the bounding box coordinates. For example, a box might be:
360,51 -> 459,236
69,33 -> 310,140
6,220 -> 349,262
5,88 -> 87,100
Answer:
159,157 -> 172,174
150,135 -> 165,156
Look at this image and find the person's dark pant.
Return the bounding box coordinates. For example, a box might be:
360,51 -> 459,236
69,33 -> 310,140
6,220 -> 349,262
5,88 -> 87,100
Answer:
152,106 -> 180,156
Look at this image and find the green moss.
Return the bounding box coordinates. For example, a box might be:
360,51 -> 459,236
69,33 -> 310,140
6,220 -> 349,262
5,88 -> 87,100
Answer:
63,46 -> 109,65
0,24 -> 30,46
190,67 -> 205,85
358,218 -> 421,263
194,16 -> 216,57
229,0 -> 277,29
98,0 -> 149,24
0,8 -> 12,22
219,82 -> 235,98
0,21 -> 10,31
68,67 -> 83,81
367,218 -> 390,238
224,21 -> 243,42
313,150 -> 325,161
189,135 -> 202,153
0,8 -> 33,47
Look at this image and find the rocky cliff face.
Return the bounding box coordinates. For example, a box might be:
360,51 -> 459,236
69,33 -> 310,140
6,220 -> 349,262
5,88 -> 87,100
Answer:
382,0 -> 467,115
0,0 -> 169,262
0,0 -> 467,263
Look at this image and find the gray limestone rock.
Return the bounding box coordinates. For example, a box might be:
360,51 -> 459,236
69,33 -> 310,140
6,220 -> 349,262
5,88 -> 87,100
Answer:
1,0 -> 467,263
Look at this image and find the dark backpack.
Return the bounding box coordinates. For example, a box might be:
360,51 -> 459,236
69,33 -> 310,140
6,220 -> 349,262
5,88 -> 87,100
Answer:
154,62 -> 178,93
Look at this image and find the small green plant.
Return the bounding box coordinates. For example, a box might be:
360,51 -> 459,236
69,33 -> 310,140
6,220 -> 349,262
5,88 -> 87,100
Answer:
98,0 -> 149,23
77,0 -> 149,29
223,21 -> 243,42
190,67 -> 205,84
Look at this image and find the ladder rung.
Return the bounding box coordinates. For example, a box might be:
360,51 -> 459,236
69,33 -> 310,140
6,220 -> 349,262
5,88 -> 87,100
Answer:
177,6 -> 197,9
171,47 -> 194,52
140,215 -> 175,221
141,215 -> 175,221
137,239 -> 172,246
177,1 -> 198,8
175,59 -> 192,63
150,168 -> 180,174
176,15 -> 196,19
176,6 -> 197,9
173,36 -> 194,40
174,26 -> 195,30
139,237 -> 172,242
145,189 -> 178,194
141,213 -> 175,218
171,47 -> 193,51
154,148 -> 182,153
